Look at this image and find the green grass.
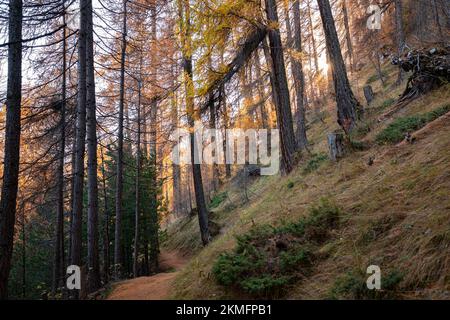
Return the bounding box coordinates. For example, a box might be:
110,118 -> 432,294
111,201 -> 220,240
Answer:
376,104 -> 450,144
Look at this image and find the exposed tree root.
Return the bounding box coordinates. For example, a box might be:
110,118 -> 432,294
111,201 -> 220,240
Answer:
380,46 -> 450,121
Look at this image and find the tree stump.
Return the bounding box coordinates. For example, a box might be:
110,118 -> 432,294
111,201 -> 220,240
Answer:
328,131 -> 346,162
209,220 -> 221,237
363,85 -> 375,105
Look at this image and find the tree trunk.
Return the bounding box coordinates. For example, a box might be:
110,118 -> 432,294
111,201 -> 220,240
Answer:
171,65 -> 182,216
394,0 -> 405,85
307,0 -> 320,98
209,95 -> 220,192
179,0 -> 210,246
253,51 -> 269,129
149,3 -> 160,270
290,0 -> 308,150
265,0 -> 297,175
52,1 -> 67,296
70,0 -> 88,298
342,0 -> 354,72
21,210 -> 26,298
370,49 -> 386,86
0,0 -> 23,299
114,0 -> 128,280
99,147 -> 110,283
86,0 -> 101,293
67,134 -> 77,267
133,77 -> 142,278
221,85 -> 232,179
317,0 -> 362,134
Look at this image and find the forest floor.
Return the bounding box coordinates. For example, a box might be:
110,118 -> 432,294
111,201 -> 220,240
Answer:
107,251 -> 189,300
163,61 -> 450,299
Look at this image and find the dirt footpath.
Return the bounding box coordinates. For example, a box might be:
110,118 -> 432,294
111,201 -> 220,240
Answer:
107,251 -> 188,300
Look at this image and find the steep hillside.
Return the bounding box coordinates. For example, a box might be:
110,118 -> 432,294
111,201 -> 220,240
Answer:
164,62 -> 450,300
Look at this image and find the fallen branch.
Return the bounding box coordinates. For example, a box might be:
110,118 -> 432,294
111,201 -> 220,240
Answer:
199,27 -> 268,114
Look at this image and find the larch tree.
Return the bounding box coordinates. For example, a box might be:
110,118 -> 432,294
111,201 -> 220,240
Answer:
317,0 -> 362,133
0,0 -> 23,300
264,0 -> 297,174
114,0 -> 128,279
70,0 -> 89,298
285,0 -> 308,150
178,0 -> 210,245
86,0 -> 101,292
394,0 -> 405,85
52,0 -> 67,296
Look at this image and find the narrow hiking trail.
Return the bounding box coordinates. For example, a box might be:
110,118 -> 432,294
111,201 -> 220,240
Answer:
107,251 -> 188,300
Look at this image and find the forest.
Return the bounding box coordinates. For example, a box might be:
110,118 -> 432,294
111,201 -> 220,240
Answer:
0,0 -> 449,301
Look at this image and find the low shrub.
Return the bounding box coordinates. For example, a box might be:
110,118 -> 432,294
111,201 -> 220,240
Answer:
241,275 -> 292,297
303,153 -> 329,174
329,269 -> 404,300
209,192 -> 228,209
213,199 -> 341,298
376,104 -> 450,144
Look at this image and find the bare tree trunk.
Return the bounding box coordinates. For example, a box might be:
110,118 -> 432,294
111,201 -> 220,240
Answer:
99,147 -> 109,283
342,0 -> 354,72
68,134 -> 76,268
179,0 -> 210,245
220,84 -> 232,179
149,3 -> 160,270
307,0 -> 320,97
209,96 -> 220,191
86,0 -> 101,293
171,65 -> 182,216
0,0 -> 22,300
70,0 -> 88,298
21,209 -> 26,298
394,0 -> 405,85
253,51 -> 269,129
370,47 -> 386,86
317,0 -> 362,133
114,0 -> 128,280
53,1 -> 67,296
290,0 -> 308,150
265,0 -> 297,175
133,77 -> 142,278
262,38 -> 279,123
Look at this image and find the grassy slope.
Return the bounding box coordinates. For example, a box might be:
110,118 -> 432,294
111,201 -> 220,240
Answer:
165,62 -> 450,300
